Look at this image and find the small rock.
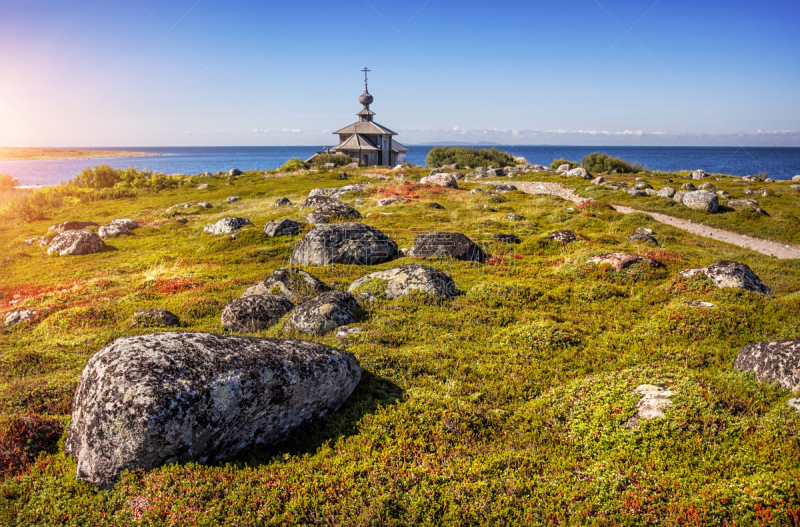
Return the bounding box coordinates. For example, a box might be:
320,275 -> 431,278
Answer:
691,169 -> 706,180
197,184 -> 211,190
4,309 -> 36,328
226,196 -> 241,203
221,295 -> 294,333
628,190 -> 647,197
556,164 -> 571,174
274,198 -> 292,208
628,233 -> 659,246
336,326 -> 362,338
682,191 -> 719,213
347,264 -> 457,299
634,182 -> 653,190
698,182 -> 718,190
493,183 -> 518,193
681,182 -> 697,191
203,217 -> 253,234
229,168 -> 242,176
507,213 -> 525,221
263,219 -> 302,238
47,229 -> 105,256
487,168 -> 505,177
547,230 -> 577,243
196,202 -> 213,209
624,384 -> 674,428
493,233 -> 521,244
131,309 -> 179,327
420,173 -> 458,189
684,301 -> 715,308
635,228 -> 655,236
412,232 -> 487,263
301,197 -> 361,224
469,188 -> 486,195
377,197 -> 406,207
426,202 -> 444,209
286,291 -> 359,336
588,253 -> 661,272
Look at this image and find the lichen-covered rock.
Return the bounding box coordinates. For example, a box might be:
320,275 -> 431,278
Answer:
420,173 -> 458,189
548,230 -> 578,243
657,186 -> 676,198
493,233 -> 521,244
691,169 -> 706,180
226,196 -> 241,203
412,232 -> 487,263
203,217 -> 253,234
131,309 -> 179,327
229,168 -> 242,176
673,190 -> 687,204
492,183 -> 517,193
47,221 -> 99,233
624,384 -> 674,428
681,182 -> 696,191
556,164 -> 571,174
679,260 -> 772,295
628,233 -> 659,246
196,202 -> 213,209
588,253 -> 662,272
487,168 -> 505,178
682,190 -> 718,213
727,199 -> 766,214
301,196 -> 361,224
111,218 -> 137,230
289,222 -> 398,266
734,340 -> 800,391
473,167 -> 489,177
347,264 -> 457,299
263,219 -> 302,238
47,229 -> 105,256
286,291 -> 359,336
426,202 -> 444,209
243,268 -> 328,302
65,332 -> 360,488
698,182 -> 717,190
4,309 -> 36,328
591,176 -> 605,185
307,185 -> 365,201
566,167 -> 591,179
221,295 -> 294,333
98,224 -> 130,239
274,197 -> 292,208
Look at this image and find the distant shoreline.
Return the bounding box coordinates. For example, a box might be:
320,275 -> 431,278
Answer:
0,147 -> 160,162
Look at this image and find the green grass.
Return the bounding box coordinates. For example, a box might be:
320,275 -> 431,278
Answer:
1,167 -> 799,525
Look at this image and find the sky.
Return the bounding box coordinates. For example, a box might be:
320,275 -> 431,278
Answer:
0,0 -> 799,147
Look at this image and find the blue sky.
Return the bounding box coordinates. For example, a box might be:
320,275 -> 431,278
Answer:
1,0 -> 798,147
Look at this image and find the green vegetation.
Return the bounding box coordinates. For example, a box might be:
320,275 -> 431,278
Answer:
580,152 -> 646,174
426,146 -> 517,168
278,158 -> 309,172
308,153 -> 355,168
1,166 -> 799,524
0,174 -> 19,191
550,158 -> 579,170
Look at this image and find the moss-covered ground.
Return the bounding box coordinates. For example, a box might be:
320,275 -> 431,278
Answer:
1,167 -> 799,525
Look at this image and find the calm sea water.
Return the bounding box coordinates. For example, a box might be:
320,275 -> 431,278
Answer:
2,145 -> 799,186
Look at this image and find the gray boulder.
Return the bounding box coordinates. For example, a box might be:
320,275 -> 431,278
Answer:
644,188 -> 658,196
307,185 -> 365,201
567,167 -> 591,179
47,229 -> 105,256
243,268 -> 327,302
98,224 -> 129,239
203,217 -> 253,234
657,187 -> 676,198
301,196 -> 361,224
221,295 -> 294,333
591,176 -> 605,185
412,232 -> 487,263
681,182 -> 697,191
48,221 -> 99,233
274,198 -> 292,208
547,230 -> 577,243
698,183 -> 718,190
420,173 -> 458,189
679,260 -> 772,295
793,175 -> 800,182
473,167 -> 489,178
65,332 -> 361,488
734,340 -> 800,391
229,168 -> 242,176
226,196 -> 241,203
493,233 -> 521,244
634,182 -> 653,190
628,233 -> 659,246
493,183 -> 517,193
673,190 -> 687,204
4,309 -> 36,328
556,164 -> 571,174
682,190 -> 718,213
691,169 -> 706,180
628,189 -> 647,197
196,202 -> 213,209
131,309 -> 179,327
426,202 -> 444,209
728,199 -> 766,214
289,222 -> 398,266
197,184 -> 211,190
111,218 -> 137,230
487,168 -> 505,178
286,291 -> 360,336
264,219 -> 302,238
347,264 -> 457,299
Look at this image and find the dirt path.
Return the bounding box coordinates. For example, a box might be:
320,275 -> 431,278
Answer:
495,180 -> 800,259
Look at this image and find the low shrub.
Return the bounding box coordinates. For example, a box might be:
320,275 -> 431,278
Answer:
278,158 -> 308,171
550,158 -> 579,170
0,173 -> 19,190
426,146 -> 517,168
308,153 -> 354,167
580,152 -> 645,174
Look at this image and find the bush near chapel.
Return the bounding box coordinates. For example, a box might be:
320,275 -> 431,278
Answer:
426,146 -> 517,168
580,152 -> 646,174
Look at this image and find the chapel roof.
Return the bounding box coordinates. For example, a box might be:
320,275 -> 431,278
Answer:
333,121 -> 397,136
332,133 -> 380,152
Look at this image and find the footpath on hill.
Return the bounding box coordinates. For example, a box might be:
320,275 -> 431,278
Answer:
492,180 -> 800,260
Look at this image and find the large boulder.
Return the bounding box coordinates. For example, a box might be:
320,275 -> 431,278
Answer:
221,295 -> 294,333
588,253 -> 662,272
263,219 -> 302,238
487,168 -> 505,178
420,173 -> 458,189
290,222 -> 398,266
347,264 -> 457,299
691,169 -> 706,180
412,232 -> 487,263
734,340 -> 800,391
229,168 -> 242,176
682,190 -> 718,213
65,332 -> 361,488
301,196 -> 361,224
673,190 -> 687,204
47,221 -> 99,233
556,164 -> 571,174
657,187 -> 676,198
286,291 -> 359,336
566,167 -> 591,179
243,268 -> 327,302
98,224 -> 129,239
679,260 -> 772,295
47,229 -> 105,256
203,217 -> 253,234
473,167 -> 489,178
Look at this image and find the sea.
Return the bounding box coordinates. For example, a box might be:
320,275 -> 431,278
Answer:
2,145 -> 799,186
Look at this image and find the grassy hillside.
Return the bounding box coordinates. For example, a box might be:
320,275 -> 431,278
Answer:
1,167 -> 799,525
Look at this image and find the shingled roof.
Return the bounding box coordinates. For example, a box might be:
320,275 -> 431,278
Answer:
333,121 -> 397,136
391,140 -> 410,153
332,134 -> 380,152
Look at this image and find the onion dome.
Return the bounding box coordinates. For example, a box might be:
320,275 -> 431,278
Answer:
359,89 -> 374,106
